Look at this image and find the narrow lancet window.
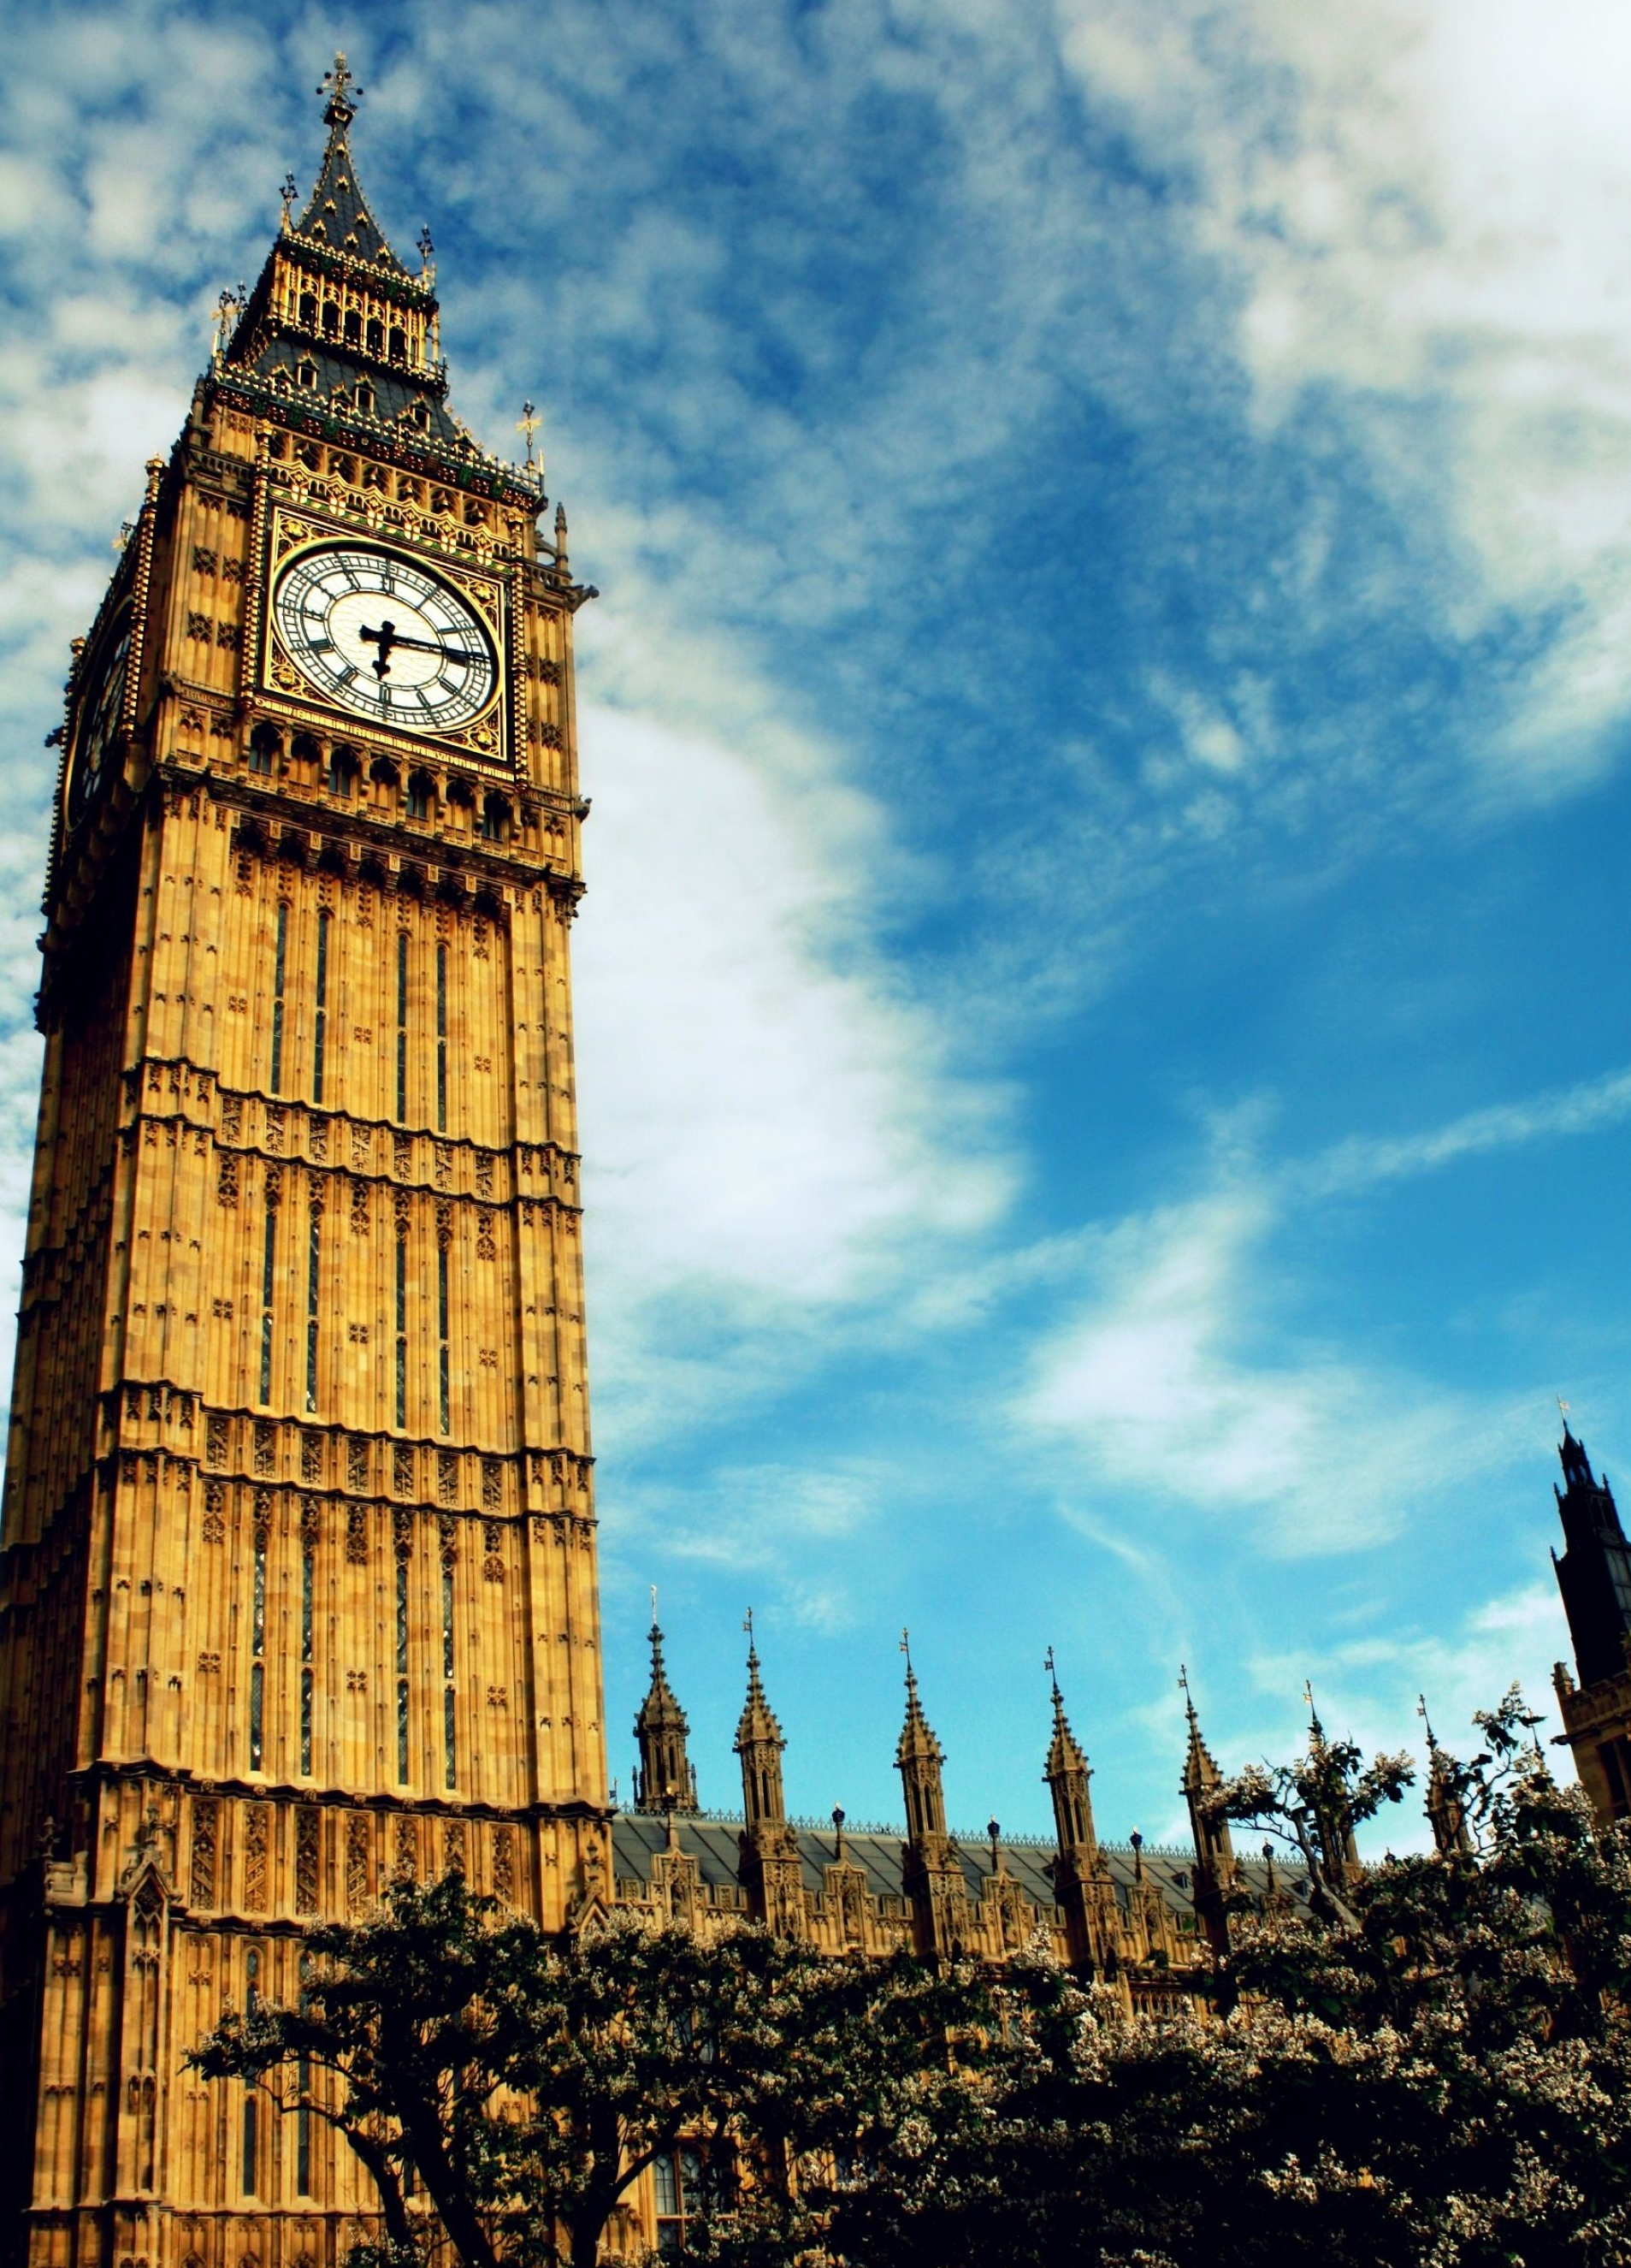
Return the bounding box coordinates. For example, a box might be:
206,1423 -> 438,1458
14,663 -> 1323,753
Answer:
435,942 -> 448,1133
394,1231 -> 408,1429
396,1556 -> 411,1784
270,899 -> 289,1093
312,906 -> 329,1104
396,930 -> 409,1122
305,1202 -> 322,1412
300,1539 -> 315,1775
442,1560 -> 457,1788
438,1247 -> 451,1435
259,1200 -> 277,1402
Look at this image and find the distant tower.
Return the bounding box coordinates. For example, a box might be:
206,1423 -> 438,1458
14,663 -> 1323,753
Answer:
1179,1672 -> 1237,1958
1303,1687 -> 1362,1891
634,1614 -> 699,1813
895,1638 -> 968,1959
1551,1424 -> 1631,1823
1420,1702 -> 1474,1858
1042,1654 -> 1118,1969
733,1618 -> 807,1934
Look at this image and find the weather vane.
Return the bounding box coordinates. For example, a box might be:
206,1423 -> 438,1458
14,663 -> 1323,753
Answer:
517,399 -> 540,471
280,172 -> 298,225
319,53 -> 361,114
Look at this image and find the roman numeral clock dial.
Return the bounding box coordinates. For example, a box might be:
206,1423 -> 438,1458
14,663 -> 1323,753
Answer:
271,542 -> 499,731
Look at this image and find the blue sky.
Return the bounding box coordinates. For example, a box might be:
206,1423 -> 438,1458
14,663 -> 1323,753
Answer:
3,0 -> 1631,1847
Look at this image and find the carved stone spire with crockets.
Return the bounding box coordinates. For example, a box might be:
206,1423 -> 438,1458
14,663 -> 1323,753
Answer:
735,1610 -> 787,1829
1043,1647 -> 1097,1855
633,1609 -> 698,1815
735,1613 -> 806,1935
1420,1697 -> 1474,1858
1179,1667 -> 1237,1958
895,1634 -> 948,1846
1042,1649 -> 1119,1972
895,1634 -> 967,1959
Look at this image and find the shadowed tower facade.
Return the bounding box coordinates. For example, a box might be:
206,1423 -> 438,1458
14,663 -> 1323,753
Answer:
0,63 -> 607,2268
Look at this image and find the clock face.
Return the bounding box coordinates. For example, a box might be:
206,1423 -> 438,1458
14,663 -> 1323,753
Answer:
272,544 -> 499,731
67,614 -> 132,824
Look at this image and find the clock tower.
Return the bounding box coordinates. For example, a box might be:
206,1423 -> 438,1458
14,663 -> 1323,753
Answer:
0,61 -> 607,2267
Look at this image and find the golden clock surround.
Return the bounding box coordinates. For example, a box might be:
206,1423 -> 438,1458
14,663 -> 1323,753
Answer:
262,503 -> 515,770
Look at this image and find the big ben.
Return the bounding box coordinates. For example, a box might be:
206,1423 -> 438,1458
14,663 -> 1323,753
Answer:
0,59 -> 608,2267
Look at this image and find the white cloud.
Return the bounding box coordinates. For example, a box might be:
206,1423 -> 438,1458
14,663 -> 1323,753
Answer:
574,698 -> 1015,1431
1058,0 -> 1631,782
1303,1062 -> 1631,1197
1019,1177 -> 1526,1553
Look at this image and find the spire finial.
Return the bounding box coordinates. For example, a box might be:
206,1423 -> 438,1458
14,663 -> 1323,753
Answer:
901,1625 -> 913,1678
1416,1691 -> 1438,1750
1179,1661 -> 1198,1726
743,1605 -> 757,1666
319,51 -> 360,128
517,400 -> 540,472
1303,1678 -> 1323,1739
1044,1643 -> 1062,1706
280,172 -> 298,232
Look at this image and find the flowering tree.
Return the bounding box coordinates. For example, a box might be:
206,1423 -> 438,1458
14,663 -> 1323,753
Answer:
834,1691 -> 1631,2267
191,1872 -> 983,2268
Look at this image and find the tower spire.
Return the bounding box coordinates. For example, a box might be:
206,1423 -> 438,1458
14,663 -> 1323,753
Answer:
734,1614 -> 805,1933
633,1605 -> 698,1815
895,1636 -> 966,1959
1042,1647 -> 1096,1853
1177,1666 -> 1236,1957
895,1630 -> 948,1843
734,1608 -> 787,1825
1419,1694 -> 1474,1857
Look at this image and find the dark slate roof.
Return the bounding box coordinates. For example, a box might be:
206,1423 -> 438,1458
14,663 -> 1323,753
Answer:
295,120 -> 407,273
610,1813 -> 1311,1922
244,335 -> 465,452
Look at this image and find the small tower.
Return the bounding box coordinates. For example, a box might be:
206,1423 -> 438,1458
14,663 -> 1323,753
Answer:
1420,1699 -> 1474,1858
733,1614 -> 807,1935
1043,1649 -> 1097,1854
633,1613 -> 698,1815
1551,1423 -> 1631,1823
1303,1687 -> 1362,1889
1042,1651 -> 1118,1972
895,1636 -> 967,1959
1179,1668 -> 1237,1959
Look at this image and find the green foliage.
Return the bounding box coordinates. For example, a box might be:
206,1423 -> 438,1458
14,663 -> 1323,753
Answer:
839,1689 -> 1631,2268
192,1696 -> 1631,2267
190,1872 -> 982,2268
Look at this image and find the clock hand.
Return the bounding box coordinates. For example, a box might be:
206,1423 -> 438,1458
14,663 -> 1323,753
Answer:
358,619 -> 399,678
360,624 -> 484,665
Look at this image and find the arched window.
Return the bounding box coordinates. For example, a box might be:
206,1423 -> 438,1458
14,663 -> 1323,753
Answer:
298,292 -> 317,330
343,308 -> 361,346
327,746 -> 358,799
366,317 -> 384,357
479,794 -> 511,844
291,733 -> 322,782
248,723 -> 281,777
406,772 -> 434,821
322,300 -> 339,340
389,326 -> 407,363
